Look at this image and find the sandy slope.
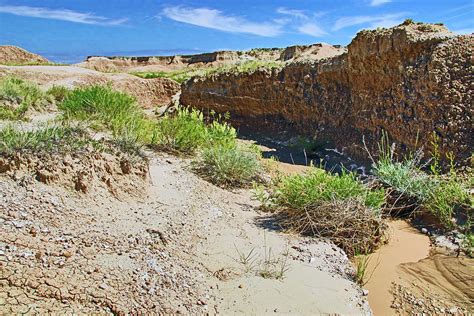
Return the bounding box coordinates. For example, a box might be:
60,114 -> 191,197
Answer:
0,149 -> 370,314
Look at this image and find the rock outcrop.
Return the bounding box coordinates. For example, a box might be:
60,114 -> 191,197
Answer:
279,43 -> 346,61
180,22 -> 473,165
0,45 -> 50,65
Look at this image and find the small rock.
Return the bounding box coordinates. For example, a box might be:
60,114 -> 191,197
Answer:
362,289 -> 369,296
99,283 -> 108,290
421,228 -> 428,234
238,284 -> 243,289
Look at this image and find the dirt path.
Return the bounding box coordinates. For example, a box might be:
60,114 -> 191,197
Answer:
0,152 -> 370,314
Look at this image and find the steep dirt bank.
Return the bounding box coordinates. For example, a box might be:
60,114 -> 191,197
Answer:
181,22 -> 473,165
0,65 -> 179,108
0,46 -> 49,65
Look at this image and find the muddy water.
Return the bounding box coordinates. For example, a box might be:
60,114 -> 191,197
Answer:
364,220 -> 431,315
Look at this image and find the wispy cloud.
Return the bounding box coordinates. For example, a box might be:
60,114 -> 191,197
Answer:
333,13 -> 406,30
370,0 -> 392,6
0,5 -> 127,25
161,6 -> 327,38
162,6 -> 282,37
276,7 -> 308,20
297,23 -> 327,37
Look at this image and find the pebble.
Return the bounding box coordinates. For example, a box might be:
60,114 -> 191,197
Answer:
99,283 -> 108,290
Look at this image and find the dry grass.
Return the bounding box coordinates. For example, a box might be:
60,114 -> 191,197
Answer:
276,199 -> 386,257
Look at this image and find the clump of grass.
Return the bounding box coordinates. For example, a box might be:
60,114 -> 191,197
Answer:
270,168 -> 385,211
371,133 -> 471,228
234,235 -> 290,280
353,253 -> 377,286
59,85 -> 153,140
258,167 -> 386,256
153,107 -> 236,154
133,69 -> 205,84
46,85 -> 70,102
0,76 -> 51,120
0,125 -> 94,154
196,144 -> 261,187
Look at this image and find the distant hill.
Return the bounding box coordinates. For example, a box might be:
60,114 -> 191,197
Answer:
0,45 -> 50,65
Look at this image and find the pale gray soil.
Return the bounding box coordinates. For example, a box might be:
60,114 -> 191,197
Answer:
0,150 -> 371,314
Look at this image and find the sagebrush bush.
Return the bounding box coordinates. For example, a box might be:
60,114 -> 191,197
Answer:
196,144 -> 261,187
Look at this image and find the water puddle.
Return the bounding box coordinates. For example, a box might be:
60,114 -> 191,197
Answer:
364,220 -> 430,315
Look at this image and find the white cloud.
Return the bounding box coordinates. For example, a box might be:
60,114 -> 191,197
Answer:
276,7 -> 308,20
297,23 -> 327,37
370,0 -> 392,6
333,13 -> 406,30
162,6 -> 282,37
161,6 -> 328,38
0,5 -> 127,25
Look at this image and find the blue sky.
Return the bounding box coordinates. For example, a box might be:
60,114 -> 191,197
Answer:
0,0 -> 473,63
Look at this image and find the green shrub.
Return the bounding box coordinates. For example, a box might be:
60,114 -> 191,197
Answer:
373,159 -> 435,202
197,144 -> 261,187
59,85 -> 152,140
271,168 -> 385,211
258,169 -> 386,256
0,76 -> 50,120
372,133 -> 471,228
47,85 -> 70,102
0,125 -> 93,154
154,107 -> 236,154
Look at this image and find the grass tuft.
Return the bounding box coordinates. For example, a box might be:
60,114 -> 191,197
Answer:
196,144 -> 261,187
0,76 -> 51,120
0,125 -> 94,154
59,84 -> 152,141
258,167 -> 386,256
153,107 -> 236,154
372,133 -> 471,228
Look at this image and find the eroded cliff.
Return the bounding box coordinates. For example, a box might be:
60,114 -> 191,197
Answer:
180,22 -> 473,165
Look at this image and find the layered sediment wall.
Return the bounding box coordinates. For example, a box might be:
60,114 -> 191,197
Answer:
181,22 -> 473,165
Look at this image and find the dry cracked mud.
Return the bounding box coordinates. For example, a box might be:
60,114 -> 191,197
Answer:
0,151 -> 370,314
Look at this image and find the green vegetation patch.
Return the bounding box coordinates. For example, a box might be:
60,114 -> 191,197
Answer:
256,167 -> 386,256
133,60 -> 285,83
0,76 -> 53,120
59,84 -> 153,141
270,168 -> 385,211
195,144 -> 261,187
0,125 -> 96,155
372,133 -> 472,229
154,108 -> 236,154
